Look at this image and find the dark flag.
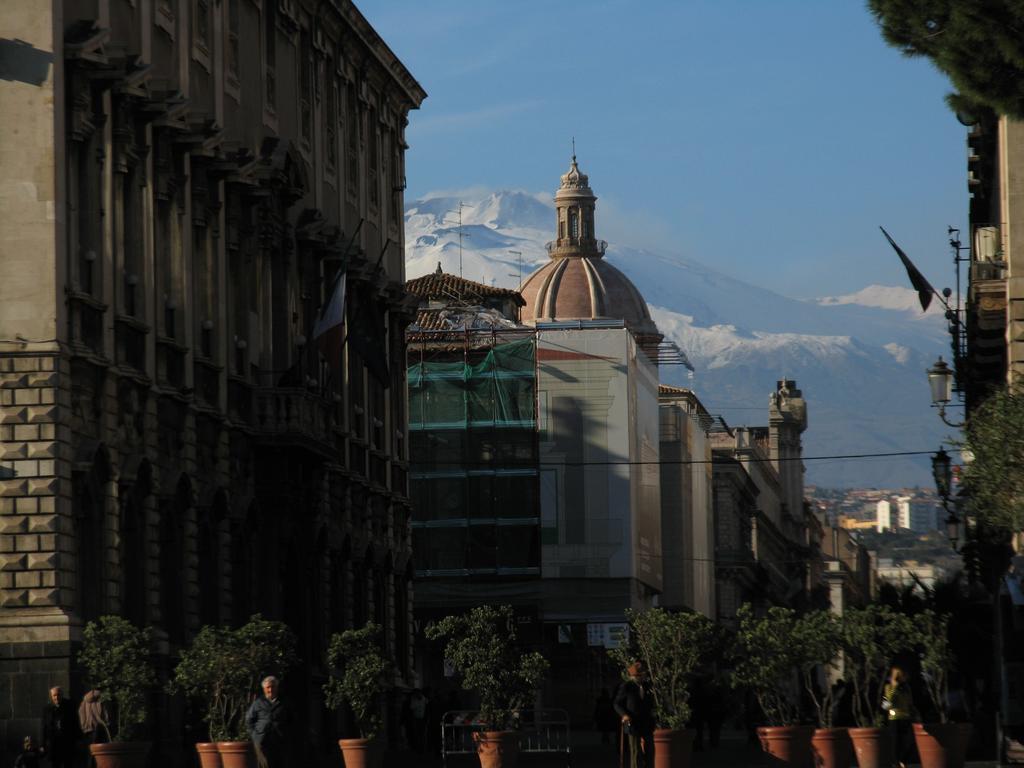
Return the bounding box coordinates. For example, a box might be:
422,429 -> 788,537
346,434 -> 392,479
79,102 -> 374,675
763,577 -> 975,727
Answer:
348,287 -> 390,388
879,226 -> 936,312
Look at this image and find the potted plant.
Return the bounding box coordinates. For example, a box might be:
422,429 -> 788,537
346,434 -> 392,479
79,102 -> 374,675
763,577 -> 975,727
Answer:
911,610 -> 972,768
730,604 -> 813,766
323,621 -> 393,768
170,615 -> 298,768
840,605 -> 914,768
77,616 -> 156,768
609,607 -> 716,768
792,610 -> 850,768
425,605 -> 548,768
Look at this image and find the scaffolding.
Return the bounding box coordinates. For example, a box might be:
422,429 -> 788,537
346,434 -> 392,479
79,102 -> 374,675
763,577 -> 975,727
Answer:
407,329 -> 541,578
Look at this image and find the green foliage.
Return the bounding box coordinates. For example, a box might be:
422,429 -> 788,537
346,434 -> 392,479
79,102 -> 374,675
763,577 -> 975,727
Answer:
840,605 -> 915,728
424,605 -> 548,730
792,611 -> 843,729
323,622 -> 393,739
868,0 -> 1024,118
730,605 -> 805,726
913,610 -> 954,723
962,386 -> 1024,534
169,615 -> 298,742
77,616 -> 156,742
609,608 -> 717,730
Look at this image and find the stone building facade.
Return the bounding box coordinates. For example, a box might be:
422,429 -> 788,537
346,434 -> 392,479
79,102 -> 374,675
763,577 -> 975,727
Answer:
709,380 -> 812,626
0,0 -> 424,763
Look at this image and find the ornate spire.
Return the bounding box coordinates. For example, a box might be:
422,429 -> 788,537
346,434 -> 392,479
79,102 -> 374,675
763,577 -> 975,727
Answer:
559,154 -> 591,192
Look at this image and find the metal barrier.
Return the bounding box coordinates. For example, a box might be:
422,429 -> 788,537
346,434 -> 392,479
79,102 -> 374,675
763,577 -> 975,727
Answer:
441,709 -> 572,767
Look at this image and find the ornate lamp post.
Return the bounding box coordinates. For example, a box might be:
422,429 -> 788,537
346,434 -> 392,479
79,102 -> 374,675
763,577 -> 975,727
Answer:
931,447 -> 961,550
928,357 -> 964,427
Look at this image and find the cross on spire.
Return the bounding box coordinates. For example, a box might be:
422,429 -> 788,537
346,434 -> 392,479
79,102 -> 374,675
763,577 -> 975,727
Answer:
571,136 -> 576,162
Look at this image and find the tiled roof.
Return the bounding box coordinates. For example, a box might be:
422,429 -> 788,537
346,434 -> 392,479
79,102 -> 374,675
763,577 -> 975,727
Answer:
405,268 -> 526,306
658,384 -> 693,396
410,307 -> 522,332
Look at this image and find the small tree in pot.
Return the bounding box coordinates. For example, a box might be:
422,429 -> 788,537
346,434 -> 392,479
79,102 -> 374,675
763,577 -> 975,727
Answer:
840,605 -> 915,768
77,616 -> 156,768
792,610 -> 850,768
425,605 -> 548,768
731,604 -> 813,766
910,610 -> 972,768
323,621 -> 393,768
169,615 -> 298,768
609,608 -> 717,765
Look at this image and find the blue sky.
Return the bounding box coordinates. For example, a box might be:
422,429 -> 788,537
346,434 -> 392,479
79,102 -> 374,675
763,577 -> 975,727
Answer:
360,0 -> 969,300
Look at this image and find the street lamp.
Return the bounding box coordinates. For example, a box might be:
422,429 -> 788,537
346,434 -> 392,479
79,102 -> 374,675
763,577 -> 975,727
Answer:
945,511 -> 961,551
931,448 -> 961,550
928,357 -> 964,427
931,448 -> 952,497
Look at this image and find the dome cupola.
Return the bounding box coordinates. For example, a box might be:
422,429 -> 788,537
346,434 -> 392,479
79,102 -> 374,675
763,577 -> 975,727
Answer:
519,154 -> 662,342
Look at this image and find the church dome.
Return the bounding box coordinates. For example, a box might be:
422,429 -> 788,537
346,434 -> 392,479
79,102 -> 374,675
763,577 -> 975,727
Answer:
519,155 -> 661,341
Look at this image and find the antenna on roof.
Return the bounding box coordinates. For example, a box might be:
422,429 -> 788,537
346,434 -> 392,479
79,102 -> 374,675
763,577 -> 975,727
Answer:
509,250 -> 522,286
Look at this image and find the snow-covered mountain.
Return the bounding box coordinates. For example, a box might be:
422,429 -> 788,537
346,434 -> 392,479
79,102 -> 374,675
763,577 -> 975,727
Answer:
405,191 -> 948,488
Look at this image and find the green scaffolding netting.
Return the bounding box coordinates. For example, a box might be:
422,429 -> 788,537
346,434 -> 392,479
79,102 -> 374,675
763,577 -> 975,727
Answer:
408,338 -> 536,428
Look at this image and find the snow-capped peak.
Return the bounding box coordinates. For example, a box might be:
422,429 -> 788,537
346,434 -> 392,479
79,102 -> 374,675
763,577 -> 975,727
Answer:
816,284 -> 942,316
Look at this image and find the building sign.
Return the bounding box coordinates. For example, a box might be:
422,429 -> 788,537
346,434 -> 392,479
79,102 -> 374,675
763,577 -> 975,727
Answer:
587,622 -> 629,648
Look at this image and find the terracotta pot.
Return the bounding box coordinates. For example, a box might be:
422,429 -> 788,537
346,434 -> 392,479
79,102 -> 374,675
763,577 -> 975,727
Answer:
758,725 -> 815,767
215,741 -> 254,768
847,726 -> 891,768
195,743 -> 223,768
88,742 -> 151,768
653,728 -> 695,768
338,737 -> 380,768
811,728 -> 851,768
913,722 -> 972,768
475,730 -> 519,768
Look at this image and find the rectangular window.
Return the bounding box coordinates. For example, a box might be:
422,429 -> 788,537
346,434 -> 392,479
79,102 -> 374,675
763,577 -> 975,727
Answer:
264,2 -> 276,111
368,106 -> 379,207
193,223 -> 214,357
196,0 -> 210,50
326,79 -> 337,168
300,29 -> 313,146
346,83 -> 359,196
226,0 -> 240,86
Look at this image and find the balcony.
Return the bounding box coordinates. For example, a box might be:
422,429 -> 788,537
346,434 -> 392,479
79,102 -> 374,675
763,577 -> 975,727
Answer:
253,387 -> 340,457
545,239 -> 607,257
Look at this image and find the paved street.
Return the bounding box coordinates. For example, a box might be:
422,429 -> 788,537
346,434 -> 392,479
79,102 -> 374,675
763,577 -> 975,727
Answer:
382,731 -> 1008,768
383,733 -> 778,768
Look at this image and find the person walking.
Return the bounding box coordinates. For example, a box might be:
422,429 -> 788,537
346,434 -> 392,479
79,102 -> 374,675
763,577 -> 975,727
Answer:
614,661 -> 655,768
41,686 -> 79,768
882,665 -> 917,768
245,676 -> 292,768
78,689 -> 107,743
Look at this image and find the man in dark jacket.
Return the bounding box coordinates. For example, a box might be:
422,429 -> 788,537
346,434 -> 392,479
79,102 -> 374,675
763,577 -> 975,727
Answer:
614,662 -> 655,768
246,676 -> 291,768
41,686 -> 80,768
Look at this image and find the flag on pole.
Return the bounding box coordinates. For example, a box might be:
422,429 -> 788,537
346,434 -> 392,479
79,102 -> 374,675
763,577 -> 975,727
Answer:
314,270 -> 346,375
879,226 -> 936,312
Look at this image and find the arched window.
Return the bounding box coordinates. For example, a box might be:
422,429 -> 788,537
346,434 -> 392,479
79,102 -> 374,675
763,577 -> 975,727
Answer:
120,462 -> 152,627
394,568 -> 412,678
74,449 -> 111,624
231,504 -> 257,627
197,493 -> 226,627
329,546 -> 349,633
569,209 -> 579,239
160,478 -> 190,646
